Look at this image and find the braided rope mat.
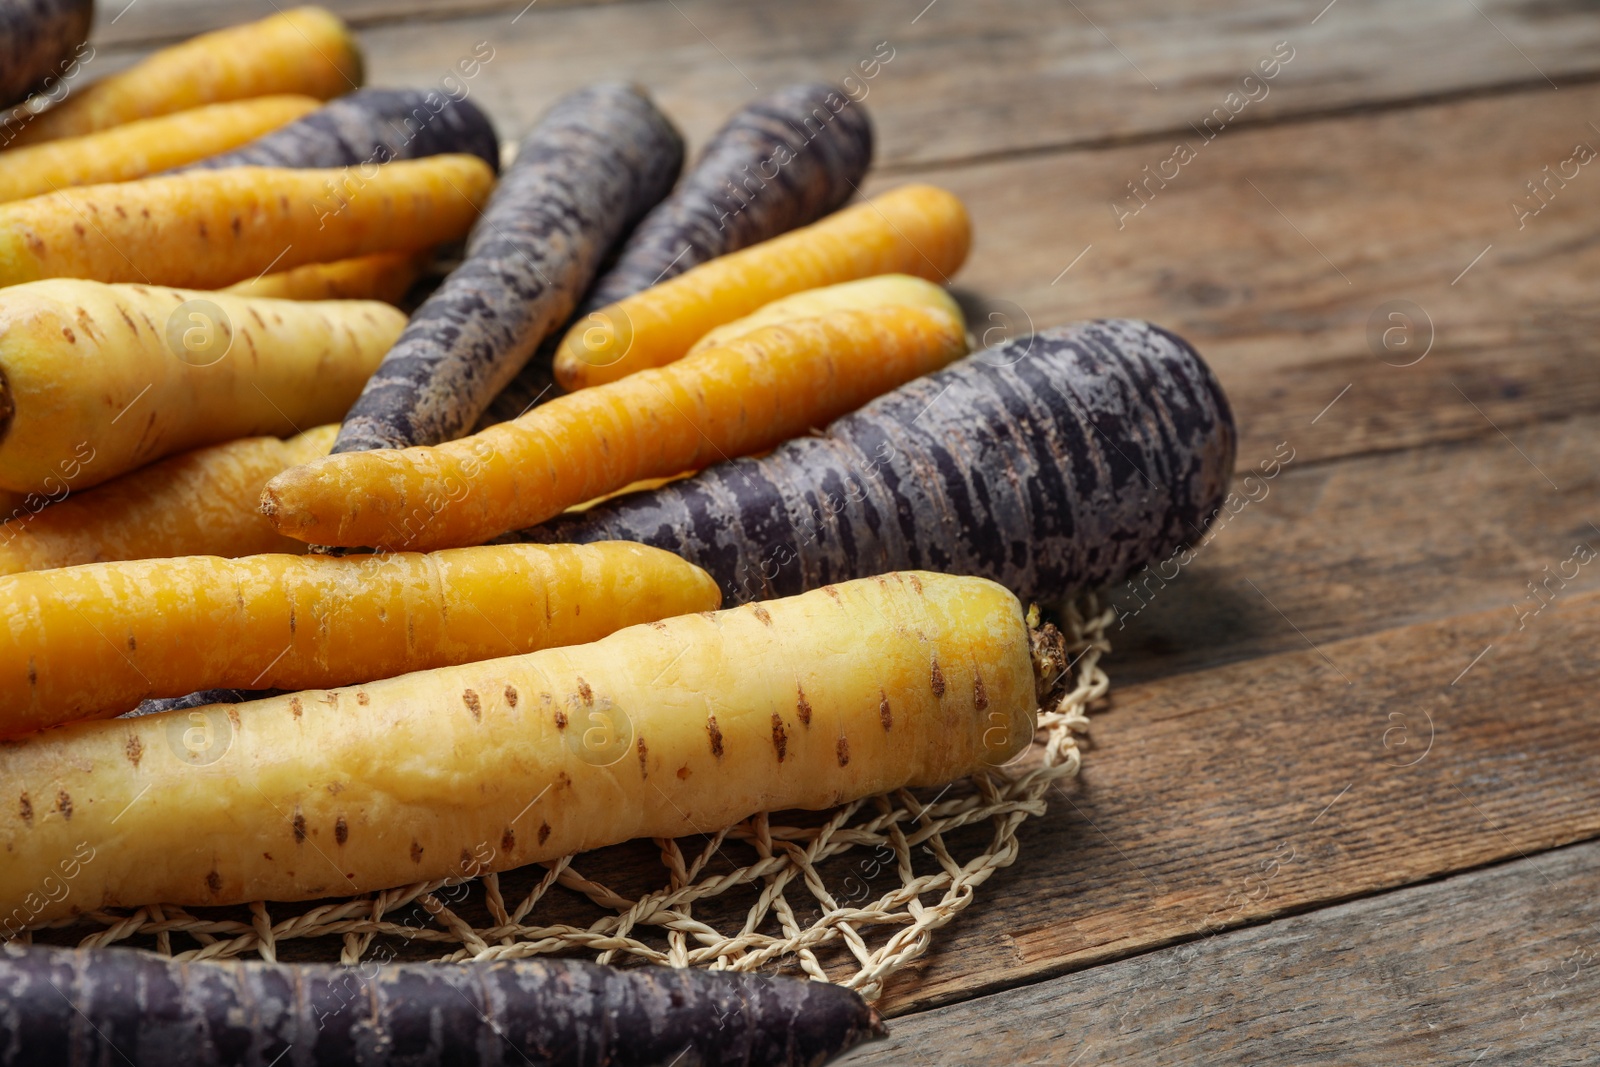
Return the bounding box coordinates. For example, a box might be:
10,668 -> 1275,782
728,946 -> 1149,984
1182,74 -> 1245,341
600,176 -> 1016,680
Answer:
25,597 -> 1111,1005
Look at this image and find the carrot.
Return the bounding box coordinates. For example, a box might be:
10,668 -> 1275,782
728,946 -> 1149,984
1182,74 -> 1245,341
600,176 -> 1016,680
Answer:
0,0 -> 92,109
482,82 -> 872,426
332,84 -> 682,454
181,87 -> 500,174
552,183 -> 970,389
529,320 -> 1239,605
3,6 -> 362,148
263,303 -> 969,550
0,280 -> 405,494
0,571 -> 1052,922
223,250 -> 430,303
0,425 -> 337,576
0,96 -> 320,203
687,274 -> 961,354
586,81 -> 873,311
0,944 -> 886,1067
0,154 -> 494,288
0,541 -> 719,735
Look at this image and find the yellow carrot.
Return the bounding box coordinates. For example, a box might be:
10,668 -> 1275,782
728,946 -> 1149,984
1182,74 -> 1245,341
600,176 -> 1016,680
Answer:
263,303 -> 970,550
554,184 -> 971,389
4,6 -> 362,149
0,96 -> 321,203
0,281 -> 404,494
0,541 -> 720,736
0,572 -> 1040,920
0,155 -> 493,289
223,249 -> 431,304
687,274 -> 963,355
0,425 -> 337,576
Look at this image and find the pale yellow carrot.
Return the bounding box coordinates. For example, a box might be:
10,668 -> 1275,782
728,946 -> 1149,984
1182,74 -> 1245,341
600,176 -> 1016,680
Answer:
0,425 -> 337,576
223,250 -> 432,304
0,96 -> 320,203
0,155 -> 493,289
686,274 -> 962,355
0,281 -> 404,494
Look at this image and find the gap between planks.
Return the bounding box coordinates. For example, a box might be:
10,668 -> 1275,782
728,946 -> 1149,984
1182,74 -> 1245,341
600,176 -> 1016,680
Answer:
844,838 -> 1600,1064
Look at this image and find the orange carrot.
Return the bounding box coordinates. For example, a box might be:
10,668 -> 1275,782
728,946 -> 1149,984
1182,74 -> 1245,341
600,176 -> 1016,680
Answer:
0,426 -> 336,576
262,304 -> 970,550
0,155 -> 493,289
0,96 -> 320,203
4,6 -> 362,148
553,183 -> 971,389
223,250 -> 431,304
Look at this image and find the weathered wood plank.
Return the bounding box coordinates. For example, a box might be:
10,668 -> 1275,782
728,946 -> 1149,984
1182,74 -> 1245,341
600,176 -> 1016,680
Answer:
897,80 -> 1600,470
863,585 -> 1600,1012
845,842 -> 1600,1064
89,0 -> 1600,172
1108,412 -> 1599,686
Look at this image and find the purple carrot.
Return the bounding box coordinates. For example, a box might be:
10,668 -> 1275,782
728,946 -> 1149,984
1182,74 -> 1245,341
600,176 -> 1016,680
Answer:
179,87 -> 500,174
0,0 -> 92,110
333,83 -> 684,454
482,81 -> 873,426
523,320 -> 1237,605
0,942 -> 885,1066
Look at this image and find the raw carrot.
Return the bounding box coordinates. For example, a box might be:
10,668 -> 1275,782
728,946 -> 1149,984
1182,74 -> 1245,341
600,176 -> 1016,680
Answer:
0,572 -> 1051,921
0,944 -> 885,1067
3,6 -> 362,148
687,274 -> 961,354
0,280 -> 405,494
262,303 -> 969,550
0,96 -> 320,203
0,541 -> 720,735
223,250 -> 430,304
481,82 -> 872,426
0,154 -> 494,288
332,84 -> 682,453
585,81 -> 874,311
0,425 -> 337,576
552,183 -> 970,389
0,0 -> 92,109
182,87 -> 499,174
529,320 -> 1239,605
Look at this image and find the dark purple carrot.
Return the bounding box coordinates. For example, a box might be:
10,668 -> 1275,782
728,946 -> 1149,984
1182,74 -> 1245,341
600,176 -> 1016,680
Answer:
331,83 -> 683,454
0,942 -> 885,1066
178,87 -> 500,174
523,320 -> 1236,605
0,0 -> 92,110
123,687 -> 287,717
482,81 -> 873,426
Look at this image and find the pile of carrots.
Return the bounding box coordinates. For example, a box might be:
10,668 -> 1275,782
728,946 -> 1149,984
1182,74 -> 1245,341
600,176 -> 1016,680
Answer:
0,5 -> 1239,1064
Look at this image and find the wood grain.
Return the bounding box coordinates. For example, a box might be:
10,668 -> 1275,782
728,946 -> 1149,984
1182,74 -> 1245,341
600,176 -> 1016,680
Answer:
845,842 -> 1600,1065
903,81 -> 1600,470
1109,412 -> 1600,686
88,0 -> 1600,170
864,586 -> 1600,1012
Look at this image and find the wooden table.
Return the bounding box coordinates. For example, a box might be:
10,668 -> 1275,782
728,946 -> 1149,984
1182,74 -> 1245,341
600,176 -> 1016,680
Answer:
95,1 -> 1600,1061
